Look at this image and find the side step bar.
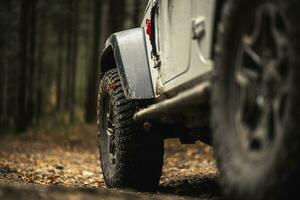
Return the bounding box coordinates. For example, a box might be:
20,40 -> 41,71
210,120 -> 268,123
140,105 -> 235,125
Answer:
133,81 -> 211,122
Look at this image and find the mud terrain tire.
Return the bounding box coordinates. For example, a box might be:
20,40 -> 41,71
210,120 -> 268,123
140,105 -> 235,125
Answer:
97,69 -> 164,191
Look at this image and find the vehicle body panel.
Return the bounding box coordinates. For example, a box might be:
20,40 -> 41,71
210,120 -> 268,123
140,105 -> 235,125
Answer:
142,0 -> 217,96
158,0 -> 192,83
101,0 -> 218,100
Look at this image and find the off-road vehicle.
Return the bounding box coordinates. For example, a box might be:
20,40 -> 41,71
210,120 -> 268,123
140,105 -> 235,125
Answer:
97,0 -> 300,199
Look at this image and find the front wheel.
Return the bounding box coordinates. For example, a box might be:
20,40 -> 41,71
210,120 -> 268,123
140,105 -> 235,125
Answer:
212,0 -> 300,199
97,69 -> 164,191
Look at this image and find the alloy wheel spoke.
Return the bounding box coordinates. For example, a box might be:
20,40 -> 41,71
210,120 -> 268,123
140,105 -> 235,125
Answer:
107,118 -> 114,126
268,7 -> 290,81
236,67 -> 260,88
235,4 -> 290,156
273,86 -> 288,125
110,153 -> 116,164
245,7 -> 265,47
249,105 -> 273,150
107,127 -> 113,136
106,99 -> 115,136
236,41 -> 262,89
105,99 -> 116,164
243,42 -> 262,67
109,139 -> 114,153
269,6 -> 289,50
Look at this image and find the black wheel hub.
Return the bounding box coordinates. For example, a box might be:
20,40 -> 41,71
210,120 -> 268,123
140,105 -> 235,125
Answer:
234,4 -> 290,156
104,99 -> 116,164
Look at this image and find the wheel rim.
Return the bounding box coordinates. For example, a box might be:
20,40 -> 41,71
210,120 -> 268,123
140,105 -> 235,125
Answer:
104,98 -> 116,164
233,4 -> 290,157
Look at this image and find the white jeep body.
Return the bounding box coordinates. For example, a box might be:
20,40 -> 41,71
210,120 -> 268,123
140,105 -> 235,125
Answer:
141,0 -> 216,95
100,0 -> 221,102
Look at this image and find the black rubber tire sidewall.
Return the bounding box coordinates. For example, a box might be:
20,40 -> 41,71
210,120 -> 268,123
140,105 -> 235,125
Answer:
97,69 -> 164,191
212,0 -> 300,199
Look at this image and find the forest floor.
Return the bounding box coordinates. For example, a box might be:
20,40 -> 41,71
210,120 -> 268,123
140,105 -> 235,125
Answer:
0,124 -> 222,200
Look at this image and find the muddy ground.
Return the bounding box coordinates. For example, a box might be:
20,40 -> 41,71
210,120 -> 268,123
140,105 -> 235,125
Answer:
0,125 -> 222,199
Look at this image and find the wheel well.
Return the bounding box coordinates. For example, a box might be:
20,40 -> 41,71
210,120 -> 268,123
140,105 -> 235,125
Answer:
100,45 -> 116,76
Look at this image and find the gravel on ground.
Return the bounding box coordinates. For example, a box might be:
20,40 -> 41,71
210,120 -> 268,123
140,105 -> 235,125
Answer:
0,125 -> 222,199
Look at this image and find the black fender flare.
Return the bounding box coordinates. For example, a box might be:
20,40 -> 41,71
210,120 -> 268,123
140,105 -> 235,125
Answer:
100,28 -> 154,100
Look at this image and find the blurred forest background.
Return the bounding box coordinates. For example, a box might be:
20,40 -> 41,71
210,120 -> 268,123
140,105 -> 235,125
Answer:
0,0 -> 148,133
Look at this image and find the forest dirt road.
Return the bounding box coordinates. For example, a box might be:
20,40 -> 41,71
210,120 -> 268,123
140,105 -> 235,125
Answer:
0,125 -> 222,200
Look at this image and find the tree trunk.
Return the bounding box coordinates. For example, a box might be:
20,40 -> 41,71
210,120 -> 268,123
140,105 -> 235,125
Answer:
65,0 -> 73,117
0,2 -> 5,126
16,0 -> 30,132
4,0 -> 16,131
108,0 -> 126,34
35,1 -> 48,123
69,0 -> 79,123
64,0 -> 79,123
132,0 -> 141,27
56,26 -> 64,112
26,0 -> 37,125
85,0 -> 102,123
